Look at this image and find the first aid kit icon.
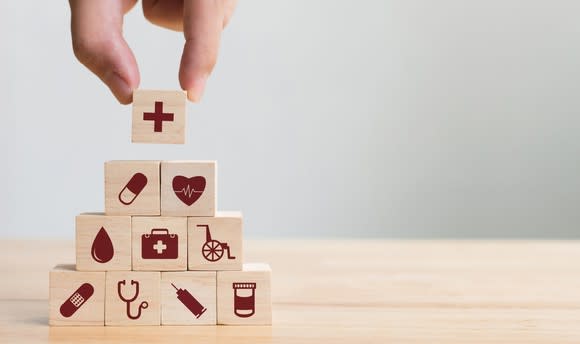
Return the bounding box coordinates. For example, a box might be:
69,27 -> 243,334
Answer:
141,228 -> 178,259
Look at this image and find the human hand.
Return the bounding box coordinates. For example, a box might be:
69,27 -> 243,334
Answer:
69,0 -> 237,104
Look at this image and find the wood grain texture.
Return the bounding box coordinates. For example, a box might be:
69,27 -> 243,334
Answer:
217,263 -> 271,325
160,161 -> 216,217
188,211 -> 243,271
131,217 -> 188,271
131,90 -> 186,144
2,239 -> 580,342
49,265 -> 105,326
161,271 -> 217,325
105,161 -> 161,216
75,214 -> 131,271
105,271 -> 160,326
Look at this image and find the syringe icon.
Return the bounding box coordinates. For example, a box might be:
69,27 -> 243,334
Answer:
171,283 -> 207,318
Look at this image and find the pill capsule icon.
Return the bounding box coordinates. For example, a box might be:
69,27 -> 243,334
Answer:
60,283 -> 94,318
118,172 -> 148,205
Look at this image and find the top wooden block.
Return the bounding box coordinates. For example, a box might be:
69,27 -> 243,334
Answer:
132,90 -> 186,144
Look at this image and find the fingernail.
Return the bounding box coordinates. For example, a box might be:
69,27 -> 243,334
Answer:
187,75 -> 208,103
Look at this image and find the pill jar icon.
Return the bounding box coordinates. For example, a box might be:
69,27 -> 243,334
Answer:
232,282 -> 256,318
118,172 -> 148,205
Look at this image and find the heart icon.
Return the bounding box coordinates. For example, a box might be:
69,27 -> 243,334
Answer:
172,176 -> 206,206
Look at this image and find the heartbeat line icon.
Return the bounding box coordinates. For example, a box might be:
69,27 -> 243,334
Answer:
172,175 -> 206,206
174,185 -> 203,199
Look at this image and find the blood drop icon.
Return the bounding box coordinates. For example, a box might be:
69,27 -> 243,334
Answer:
91,227 -> 114,263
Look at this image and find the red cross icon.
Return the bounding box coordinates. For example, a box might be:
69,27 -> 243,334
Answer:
143,101 -> 174,132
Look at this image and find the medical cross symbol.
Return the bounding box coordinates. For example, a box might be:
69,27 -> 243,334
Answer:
153,240 -> 167,254
143,101 -> 174,132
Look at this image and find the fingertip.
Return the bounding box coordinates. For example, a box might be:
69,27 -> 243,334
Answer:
185,75 -> 207,103
106,70 -> 135,105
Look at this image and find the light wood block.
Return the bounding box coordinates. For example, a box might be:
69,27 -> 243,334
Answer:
217,263 -> 272,325
132,89 -> 186,144
105,160 -> 160,216
49,264 -> 105,326
75,213 -> 131,271
188,211 -> 243,271
132,216 -> 188,271
161,272 -> 217,325
105,271 -> 160,326
160,161 -> 216,217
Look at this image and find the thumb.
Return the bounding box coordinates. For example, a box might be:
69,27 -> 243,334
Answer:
69,0 -> 140,104
179,0 -> 224,102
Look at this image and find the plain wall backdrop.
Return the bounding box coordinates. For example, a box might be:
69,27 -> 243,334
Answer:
1,1 -> 580,238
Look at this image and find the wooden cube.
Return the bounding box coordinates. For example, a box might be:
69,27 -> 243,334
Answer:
105,271 -> 161,326
132,216 -> 188,271
160,161 -> 216,216
49,264 -> 105,326
217,263 -> 272,325
132,89 -> 186,144
161,271 -> 217,325
188,211 -> 243,271
76,213 -> 131,271
105,160 -> 160,216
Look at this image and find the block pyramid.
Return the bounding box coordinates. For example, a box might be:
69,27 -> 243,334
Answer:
48,91 -> 272,326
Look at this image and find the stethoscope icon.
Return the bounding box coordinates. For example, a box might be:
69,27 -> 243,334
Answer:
117,279 -> 149,320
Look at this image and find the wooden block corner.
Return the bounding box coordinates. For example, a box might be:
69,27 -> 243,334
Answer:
131,89 -> 187,144
160,161 -> 217,216
217,263 -> 272,325
49,265 -> 106,326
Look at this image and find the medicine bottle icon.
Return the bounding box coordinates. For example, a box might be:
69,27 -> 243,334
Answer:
232,282 -> 256,318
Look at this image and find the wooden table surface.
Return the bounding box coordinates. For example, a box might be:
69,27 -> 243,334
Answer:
1,239 -> 579,343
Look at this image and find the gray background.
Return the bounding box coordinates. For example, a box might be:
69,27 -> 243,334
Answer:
1,1 -> 579,239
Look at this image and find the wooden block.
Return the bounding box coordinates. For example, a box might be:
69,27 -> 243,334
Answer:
132,216 -> 188,271
188,211 -> 243,271
132,89 -> 186,144
105,160 -> 160,216
161,271 -> 217,325
160,161 -> 216,216
105,271 -> 160,326
217,263 -> 272,325
75,213 -> 131,271
49,264 -> 105,326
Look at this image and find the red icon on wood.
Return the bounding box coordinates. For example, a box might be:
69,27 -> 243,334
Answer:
232,282 -> 256,318
117,279 -> 149,320
119,172 -> 147,205
173,176 -> 205,206
91,227 -> 114,263
171,283 -> 207,318
60,283 -> 94,317
143,101 -> 174,132
141,229 -> 178,259
197,224 -> 235,262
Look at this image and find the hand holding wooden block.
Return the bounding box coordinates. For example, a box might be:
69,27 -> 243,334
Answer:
132,90 -> 186,144
49,265 -> 105,326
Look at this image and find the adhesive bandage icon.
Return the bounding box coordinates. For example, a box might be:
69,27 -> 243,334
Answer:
119,172 -> 148,205
60,283 -> 94,318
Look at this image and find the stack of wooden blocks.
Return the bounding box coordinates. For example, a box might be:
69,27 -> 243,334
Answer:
48,90 -> 272,326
